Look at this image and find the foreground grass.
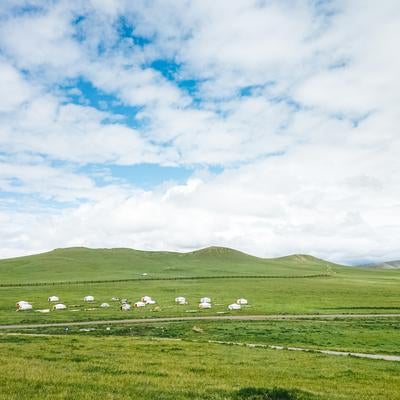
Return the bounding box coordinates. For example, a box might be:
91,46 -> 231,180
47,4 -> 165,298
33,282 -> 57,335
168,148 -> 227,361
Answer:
1,334 -> 399,400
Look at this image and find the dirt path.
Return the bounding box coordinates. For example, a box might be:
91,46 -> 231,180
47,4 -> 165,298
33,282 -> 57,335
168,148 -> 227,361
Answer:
1,313 -> 400,330
206,340 -> 400,362
1,331 -> 399,362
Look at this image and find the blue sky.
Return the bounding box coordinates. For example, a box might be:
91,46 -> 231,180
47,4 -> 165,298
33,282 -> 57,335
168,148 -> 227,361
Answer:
0,0 -> 399,263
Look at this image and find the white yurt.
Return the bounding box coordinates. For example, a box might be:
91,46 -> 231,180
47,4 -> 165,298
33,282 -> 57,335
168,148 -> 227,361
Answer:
236,298 -> 248,305
228,303 -> 241,310
141,296 -> 153,304
16,301 -> 32,311
134,301 -> 146,308
175,296 -> 187,305
146,299 -> 156,305
48,295 -> 59,302
200,297 -> 211,304
100,303 -> 110,308
53,303 -> 67,310
198,302 -> 212,309
121,303 -> 131,311
83,295 -> 94,302
111,297 -> 119,301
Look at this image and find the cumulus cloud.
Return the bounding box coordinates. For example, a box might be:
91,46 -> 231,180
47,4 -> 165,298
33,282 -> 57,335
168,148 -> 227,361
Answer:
0,60 -> 34,112
0,0 -> 399,263
2,146 -> 399,263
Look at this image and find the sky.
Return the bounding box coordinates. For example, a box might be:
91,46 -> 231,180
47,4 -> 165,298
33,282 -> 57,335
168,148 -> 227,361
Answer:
0,0 -> 399,264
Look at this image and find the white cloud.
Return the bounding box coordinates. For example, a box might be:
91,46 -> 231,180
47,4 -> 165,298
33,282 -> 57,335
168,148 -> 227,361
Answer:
2,140 -> 400,263
0,60 -> 33,112
0,3 -> 83,77
0,94 -> 163,165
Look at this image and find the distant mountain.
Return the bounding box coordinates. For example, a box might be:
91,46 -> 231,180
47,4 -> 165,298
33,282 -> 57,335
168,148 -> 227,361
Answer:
0,246 -> 343,284
360,260 -> 400,269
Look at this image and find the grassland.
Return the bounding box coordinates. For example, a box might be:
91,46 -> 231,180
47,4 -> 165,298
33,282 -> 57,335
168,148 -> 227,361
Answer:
1,333 -> 400,400
10,317 -> 399,356
0,276 -> 400,324
1,272 -> 399,325
1,247 -> 399,399
0,247 -> 399,325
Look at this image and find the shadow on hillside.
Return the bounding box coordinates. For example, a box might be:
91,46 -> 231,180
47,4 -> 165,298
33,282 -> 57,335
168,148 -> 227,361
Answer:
233,387 -> 320,400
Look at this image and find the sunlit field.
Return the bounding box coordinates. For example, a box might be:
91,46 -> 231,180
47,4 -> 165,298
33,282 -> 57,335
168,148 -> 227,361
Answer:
1,334 -> 399,400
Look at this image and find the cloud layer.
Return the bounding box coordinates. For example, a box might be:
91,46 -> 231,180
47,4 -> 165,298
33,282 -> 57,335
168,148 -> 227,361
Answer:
0,0 -> 399,263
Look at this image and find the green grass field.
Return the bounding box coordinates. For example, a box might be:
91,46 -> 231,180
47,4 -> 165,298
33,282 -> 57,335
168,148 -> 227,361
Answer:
1,271 -> 399,325
12,317 -> 400,356
1,247 -> 399,399
1,334 -> 399,400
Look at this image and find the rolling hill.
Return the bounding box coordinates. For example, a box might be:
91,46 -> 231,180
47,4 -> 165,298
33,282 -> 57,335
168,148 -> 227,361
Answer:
0,246 -> 342,284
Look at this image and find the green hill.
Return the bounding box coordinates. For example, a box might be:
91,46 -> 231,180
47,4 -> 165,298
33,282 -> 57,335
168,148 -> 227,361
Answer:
0,246 -> 342,284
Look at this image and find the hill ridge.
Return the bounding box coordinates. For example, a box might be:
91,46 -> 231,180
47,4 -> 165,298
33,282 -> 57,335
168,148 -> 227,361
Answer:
2,245 -> 332,263
0,246 -> 343,285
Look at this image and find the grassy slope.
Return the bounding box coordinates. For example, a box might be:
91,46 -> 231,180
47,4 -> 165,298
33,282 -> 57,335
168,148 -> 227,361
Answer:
0,246 -> 340,284
1,334 -> 399,400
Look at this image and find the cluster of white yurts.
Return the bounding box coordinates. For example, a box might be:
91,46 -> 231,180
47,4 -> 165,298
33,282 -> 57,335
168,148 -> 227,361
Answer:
15,295 -> 248,312
16,295 -> 67,312
119,295 -> 157,311
175,296 -> 248,310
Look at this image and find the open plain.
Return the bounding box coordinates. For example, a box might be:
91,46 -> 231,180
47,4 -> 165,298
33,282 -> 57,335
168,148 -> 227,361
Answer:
1,247 -> 399,399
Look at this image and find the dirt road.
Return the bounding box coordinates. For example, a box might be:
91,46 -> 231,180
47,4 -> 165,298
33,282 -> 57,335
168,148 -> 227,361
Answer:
206,340 -> 400,362
1,313 -> 399,330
